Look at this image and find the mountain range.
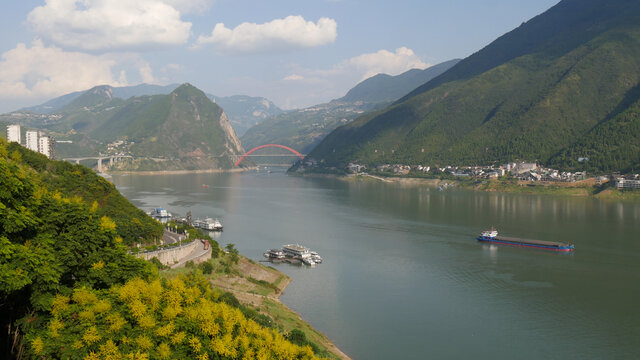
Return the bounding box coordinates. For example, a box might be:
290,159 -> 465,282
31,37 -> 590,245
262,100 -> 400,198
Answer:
307,0 -> 640,174
241,59 -> 460,154
2,84 -> 245,170
9,83 -> 280,139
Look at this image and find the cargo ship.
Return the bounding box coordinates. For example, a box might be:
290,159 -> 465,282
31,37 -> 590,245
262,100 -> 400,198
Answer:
477,228 -> 574,252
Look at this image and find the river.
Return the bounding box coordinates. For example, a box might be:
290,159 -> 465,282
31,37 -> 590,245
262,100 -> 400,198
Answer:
112,169 -> 640,360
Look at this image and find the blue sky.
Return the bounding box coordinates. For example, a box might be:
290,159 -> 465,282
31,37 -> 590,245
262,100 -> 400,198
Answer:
0,0 -> 559,113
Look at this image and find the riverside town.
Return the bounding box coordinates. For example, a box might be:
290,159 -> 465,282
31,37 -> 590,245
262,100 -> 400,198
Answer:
296,159 -> 640,189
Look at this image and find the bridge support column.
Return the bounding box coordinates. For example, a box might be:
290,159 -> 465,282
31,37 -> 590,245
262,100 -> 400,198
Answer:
97,158 -> 103,173
109,157 -> 114,166
75,159 -> 80,165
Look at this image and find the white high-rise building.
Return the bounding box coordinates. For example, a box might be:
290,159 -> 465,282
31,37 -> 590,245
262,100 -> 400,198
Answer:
38,135 -> 54,159
25,131 -> 39,151
6,125 -> 21,143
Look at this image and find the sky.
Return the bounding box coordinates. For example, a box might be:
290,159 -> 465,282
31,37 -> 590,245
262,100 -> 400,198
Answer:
0,0 -> 560,113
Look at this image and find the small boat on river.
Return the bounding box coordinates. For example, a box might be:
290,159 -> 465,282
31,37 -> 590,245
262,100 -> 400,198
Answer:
149,207 -> 171,218
263,244 -> 322,266
477,228 -> 574,252
193,218 -> 223,231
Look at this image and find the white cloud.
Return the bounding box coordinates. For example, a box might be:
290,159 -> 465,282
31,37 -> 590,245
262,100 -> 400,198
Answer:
284,47 -> 430,85
347,47 -> 430,80
0,40 -> 157,101
283,74 -> 304,81
164,0 -> 215,14
276,47 -> 430,108
27,0 -> 192,51
195,15 -> 337,53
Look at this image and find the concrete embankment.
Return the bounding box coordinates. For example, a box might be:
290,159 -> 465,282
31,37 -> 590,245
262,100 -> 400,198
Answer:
137,239 -> 211,267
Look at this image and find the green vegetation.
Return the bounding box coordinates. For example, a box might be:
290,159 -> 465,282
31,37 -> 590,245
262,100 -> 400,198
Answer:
0,138 -> 335,359
6,141 -> 163,244
308,0 -> 640,175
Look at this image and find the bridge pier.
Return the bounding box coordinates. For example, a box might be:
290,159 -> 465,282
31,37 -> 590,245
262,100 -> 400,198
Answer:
97,158 -> 103,173
75,159 -> 80,165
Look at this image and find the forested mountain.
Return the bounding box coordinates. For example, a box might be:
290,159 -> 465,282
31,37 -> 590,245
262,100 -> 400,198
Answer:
96,83 -> 245,171
8,83 -> 280,139
2,84 -> 246,170
241,60 -> 458,153
0,139 -> 324,359
307,0 -> 640,174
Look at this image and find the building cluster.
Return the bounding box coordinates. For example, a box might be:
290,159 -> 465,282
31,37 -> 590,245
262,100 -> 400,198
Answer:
614,174 -> 640,190
5,124 -> 54,159
106,139 -> 134,156
346,161 -> 590,183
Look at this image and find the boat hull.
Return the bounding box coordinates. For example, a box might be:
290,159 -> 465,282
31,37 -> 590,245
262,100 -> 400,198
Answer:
477,236 -> 574,252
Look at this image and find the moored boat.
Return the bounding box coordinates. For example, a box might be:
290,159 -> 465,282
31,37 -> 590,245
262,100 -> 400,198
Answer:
150,207 -> 171,218
265,244 -> 322,266
264,249 -> 286,259
193,218 -> 223,231
477,228 -> 574,252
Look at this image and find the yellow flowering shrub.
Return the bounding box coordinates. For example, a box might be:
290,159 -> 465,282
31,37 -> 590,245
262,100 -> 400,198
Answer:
25,273 -> 324,360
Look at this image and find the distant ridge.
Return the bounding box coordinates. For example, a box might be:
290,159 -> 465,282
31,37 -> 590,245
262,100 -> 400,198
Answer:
241,59 -> 459,153
340,59 -> 460,104
21,84 -> 180,114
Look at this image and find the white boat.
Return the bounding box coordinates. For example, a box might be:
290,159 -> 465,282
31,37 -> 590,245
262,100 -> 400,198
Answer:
193,218 -> 223,231
267,244 -> 322,266
150,208 -> 171,218
264,249 -> 286,259
301,255 -> 316,266
310,251 -> 323,263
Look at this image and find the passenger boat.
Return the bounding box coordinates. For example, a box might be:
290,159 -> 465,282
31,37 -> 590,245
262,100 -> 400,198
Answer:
193,218 -> 223,231
301,256 -> 316,266
264,249 -> 286,259
150,208 -> 171,218
477,228 -> 574,252
265,244 -> 322,266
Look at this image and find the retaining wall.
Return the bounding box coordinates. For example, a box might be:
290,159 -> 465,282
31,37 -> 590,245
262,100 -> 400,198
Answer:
137,240 -> 199,266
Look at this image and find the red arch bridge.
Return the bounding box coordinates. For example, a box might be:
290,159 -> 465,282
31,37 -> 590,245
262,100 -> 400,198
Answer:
234,144 -> 306,166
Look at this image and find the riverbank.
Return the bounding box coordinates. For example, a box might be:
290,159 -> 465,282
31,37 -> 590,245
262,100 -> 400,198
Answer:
166,255 -> 351,360
305,172 -> 640,201
108,167 -> 257,175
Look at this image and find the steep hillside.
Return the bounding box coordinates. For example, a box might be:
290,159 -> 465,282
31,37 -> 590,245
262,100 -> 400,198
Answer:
5,141 -> 163,243
242,60 -> 458,153
208,95 -> 283,136
308,0 -> 640,174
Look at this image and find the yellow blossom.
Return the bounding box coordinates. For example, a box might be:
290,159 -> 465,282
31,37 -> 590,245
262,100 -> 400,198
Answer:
31,337 -> 44,355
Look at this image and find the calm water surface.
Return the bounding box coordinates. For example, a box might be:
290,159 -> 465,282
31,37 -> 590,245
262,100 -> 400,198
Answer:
112,170 -> 640,360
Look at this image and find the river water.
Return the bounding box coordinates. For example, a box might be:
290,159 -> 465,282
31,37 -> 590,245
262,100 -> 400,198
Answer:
112,170 -> 640,360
